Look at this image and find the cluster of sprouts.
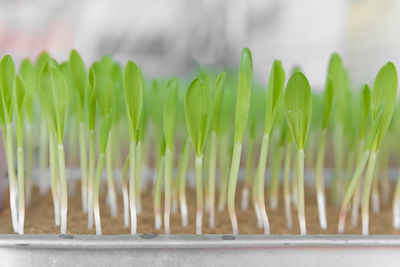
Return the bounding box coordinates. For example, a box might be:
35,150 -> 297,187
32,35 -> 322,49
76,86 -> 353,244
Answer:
0,48 -> 398,235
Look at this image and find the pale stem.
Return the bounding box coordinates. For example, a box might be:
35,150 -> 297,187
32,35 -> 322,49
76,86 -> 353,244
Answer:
178,138 -> 190,227
153,155 -> 164,230
338,150 -> 370,234
392,165 -> 400,229
94,153 -> 105,235
122,155 -> 130,227
315,128 -> 327,229
251,173 -> 262,228
87,130 -> 96,229
207,131 -> 217,228
283,143 -> 293,229
129,141 -> 137,234
371,165 -> 380,214
135,140 -> 143,214
255,134 -> 270,234
4,124 -> 18,232
217,136 -> 230,211
195,155 -> 204,234
351,139 -> 365,227
17,147 -> 24,234
241,137 -> 255,210
297,148 -> 306,235
106,130 -> 118,217
164,148 -> 173,234
49,132 -> 60,226
79,122 -> 88,212
227,142 -> 243,235
25,123 -> 33,205
361,152 -> 378,235
39,119 -> 49,194
58,143 -> 68,234
269,145 -> 283,210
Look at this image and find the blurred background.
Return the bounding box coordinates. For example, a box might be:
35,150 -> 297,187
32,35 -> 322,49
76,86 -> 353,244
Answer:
0,0 -> 399,89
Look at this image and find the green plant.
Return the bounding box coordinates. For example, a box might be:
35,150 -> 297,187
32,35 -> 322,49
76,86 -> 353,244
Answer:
227,48 -> 253,234
184,78 -> 212,234
284,72 -> 312,235
123,60 -> 143,234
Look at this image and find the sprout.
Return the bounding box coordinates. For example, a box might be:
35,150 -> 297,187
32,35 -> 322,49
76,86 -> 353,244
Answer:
0,55 -> 18,233
162,77 -> 178,233
39,63 -> 69,234
254,59 -> 285,234
123,61 -> 143,235
338,62 -> 397,235
284,72 -> 312,235
14,75 -> 26,234
227,48 -> 253,235
184,78 -> 212,234
69,50 -> 88,213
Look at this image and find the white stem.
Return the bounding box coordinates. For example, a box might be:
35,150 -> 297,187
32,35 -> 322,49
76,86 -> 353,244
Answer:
393,199 -> 400,229
155,214 -> 162,230
129,141 -> 137,235
317,192 -> 327,229
122,182 -> 130,227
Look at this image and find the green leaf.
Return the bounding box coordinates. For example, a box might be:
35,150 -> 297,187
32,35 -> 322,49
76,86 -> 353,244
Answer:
39,63 -> 69,142
88,67 -> 97,130
184,78 -> 212,156
212,72 -> 226,133
365,104 -> 384,150
19,58 -> 38,122
371,62 -> 398,150
163,76 -> 178,149
93,61 -> 113,116
321,77 -> 334,128
359,84 -> 371,140
123,61 -> 143,140
234,48 -> 253,144
69,49 -> 87,111
99,112 -> 112,154
284,72 -> 312,149
264,59 -> 286,134
0,55 -> 15,124
14,75 -> 26,147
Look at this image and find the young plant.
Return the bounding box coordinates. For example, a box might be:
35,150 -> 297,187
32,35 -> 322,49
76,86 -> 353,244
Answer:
314,74 -> 334,229
69,50 -> 88,213
14,75 -> 26,234
123,61 -> 143,234
19,59 -> 38,205
207,72 -> 226,227
0,55 -> 18,233
351,85 -> 371,226
184,78 -> 212,234
338,62 -> 397,234
92,60 -> 114,235
177,136 -> 191,226
153,136 -> 165,229
227,48 -> 253,234
254,59 -> 285,234
163,77 -> 178,233
39,63 -> 69,234
284,72 -> 312,235
87,67 -> 97,229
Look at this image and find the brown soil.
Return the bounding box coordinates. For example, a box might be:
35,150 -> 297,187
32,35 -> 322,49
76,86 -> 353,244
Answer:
0,183 -> 399,235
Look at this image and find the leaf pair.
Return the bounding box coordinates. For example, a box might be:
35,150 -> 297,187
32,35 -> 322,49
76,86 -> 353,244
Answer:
284,72 -> 312,149
39,63 -> 69,143
123,61 -> 143,141
184,79 -> 212,156
264,60 -> 286,134
234,48 -> 253,144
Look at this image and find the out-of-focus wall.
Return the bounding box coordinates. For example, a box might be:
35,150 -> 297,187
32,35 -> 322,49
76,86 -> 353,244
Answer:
0,0 -> 399,89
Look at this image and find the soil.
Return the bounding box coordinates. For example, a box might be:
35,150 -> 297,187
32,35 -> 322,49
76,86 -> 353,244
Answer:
0,182 -> 399,235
